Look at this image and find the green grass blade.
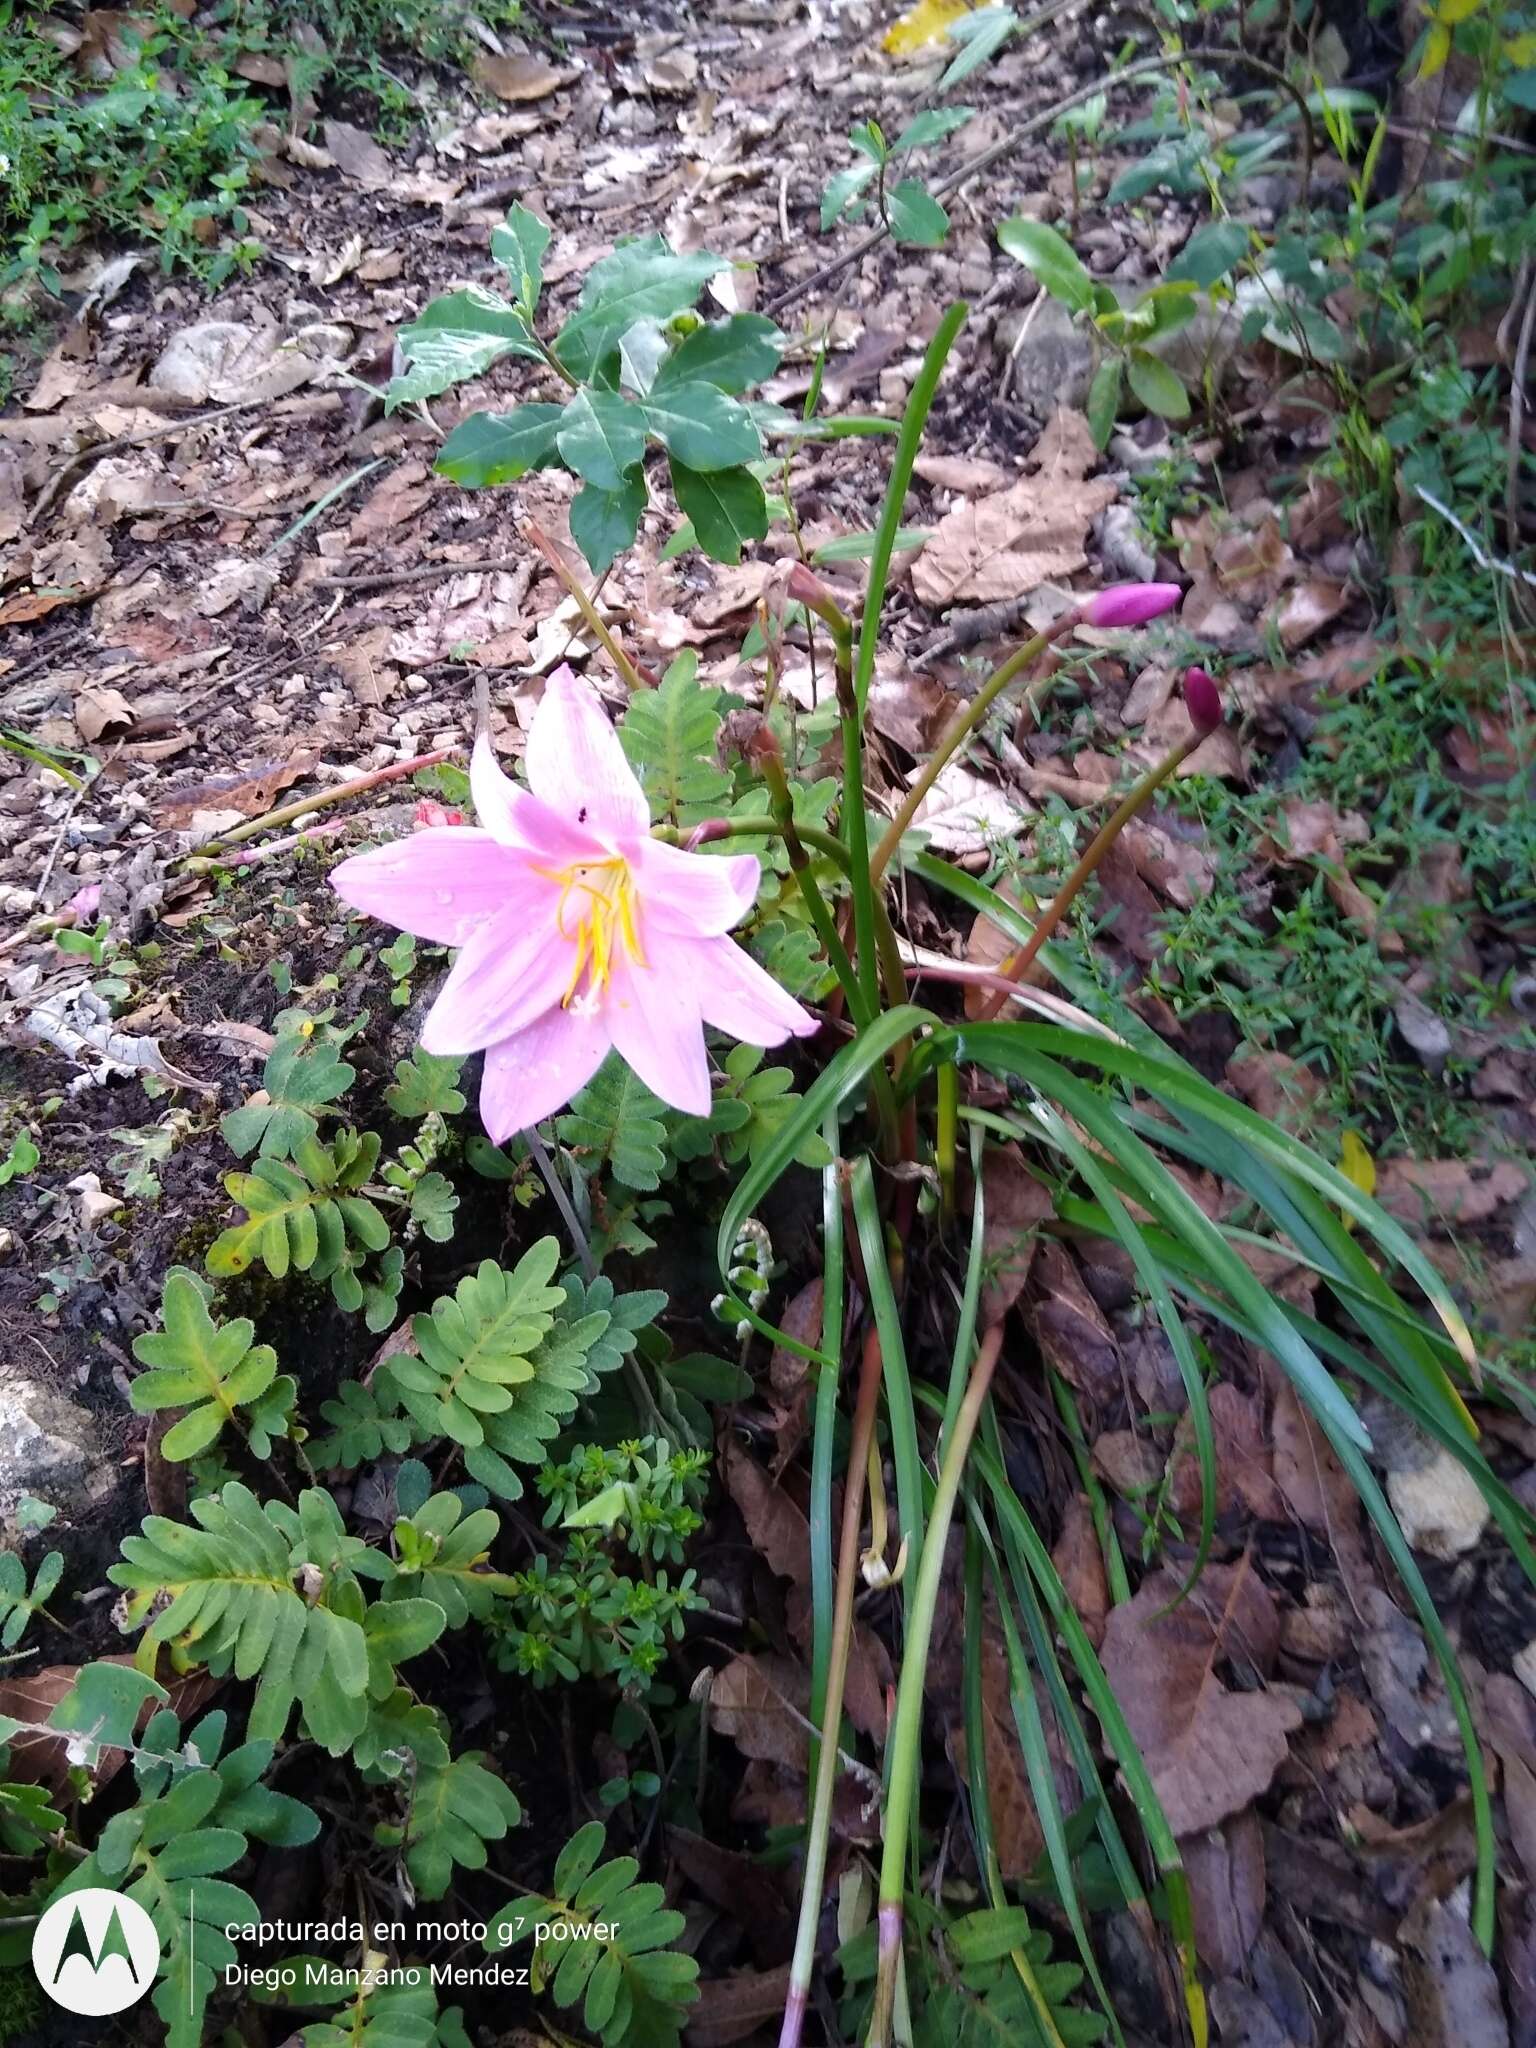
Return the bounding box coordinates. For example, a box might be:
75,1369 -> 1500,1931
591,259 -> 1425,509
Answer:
809,1108 -> 846,1775
850,1156 -> 925,1614
714,1003 -> 933,1354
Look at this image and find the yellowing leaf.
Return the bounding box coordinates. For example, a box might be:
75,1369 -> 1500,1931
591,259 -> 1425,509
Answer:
1505,29 -> 1536,60
883,0 -> 973,57
1339,1129 -> 1375,1231
1418,20 -> 1452,74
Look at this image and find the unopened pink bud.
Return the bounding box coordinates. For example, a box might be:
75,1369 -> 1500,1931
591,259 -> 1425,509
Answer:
1182,665 -> 1223,736
1083,582 -> 1183,628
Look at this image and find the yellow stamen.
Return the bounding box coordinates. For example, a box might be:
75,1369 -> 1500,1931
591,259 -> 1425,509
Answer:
534,856 -> 646,1006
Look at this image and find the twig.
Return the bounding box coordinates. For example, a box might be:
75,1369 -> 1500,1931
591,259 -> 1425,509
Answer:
1504,266 -> 1536,617
175,746 -> 453,864
314,556 -> 526,592
1414,485 -> 1536,590
32,398 -> 280,523
522,521 -> 656,693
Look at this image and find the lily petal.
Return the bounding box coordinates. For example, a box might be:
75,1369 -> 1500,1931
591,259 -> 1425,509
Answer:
605,953 -> 711,1115
420,892 -> 570,1055
654,930 -> 817,1045
524,667 -> 651,840
632,838 -> 760,937
479,1006 -> 612,1139
470,733 -> 604,864
330,828 -> 527,947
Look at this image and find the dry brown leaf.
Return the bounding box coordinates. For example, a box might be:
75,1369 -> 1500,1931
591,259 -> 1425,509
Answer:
949,1626 -> 1046,1878
472,52 -> 580,101
157,749 -> 320,826
1357,1588 -> 1462,1752
687,1965 -> 795,2047
910,408 -> 1116,608
1272,576 -> 1350,652
0,1659 -> 141,1791
1099,1559 -> 1301,1837
914,453 -> 1013,494
74,684 -> 135,742
1028,1239 -> 1119,1404
709,1652 -> 809,1772
1092,1429 -> 1164,1500
979,1142 -> 1053,1320
22,350 -> 89,413
722,1438 -> 889,1740
322,119 -> 392,189
1185,1810 -> 1266,1976
1170,1383 -> 1287,1523
908,757 -> 1029,855
1400,1892 -> 1509,2048
1375,1159 -> 1525,1230
1052,1492 -> 1109,1646
767,1276 -> 821,1464
666,1829 -> 792,1963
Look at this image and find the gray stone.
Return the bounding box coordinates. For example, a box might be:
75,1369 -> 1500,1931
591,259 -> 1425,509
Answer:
0,1374 -> 117,1529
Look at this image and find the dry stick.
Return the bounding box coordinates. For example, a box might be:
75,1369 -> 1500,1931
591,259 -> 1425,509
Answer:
33,397 -> 287,522
1505,266 -> 1536,623
521,521 -> 656,695
767,46 -> 1315,318
780,1324 -> 886,2048
180,746 -> 453,867
975,727 -> 1206,1018
315,556 -> 527,593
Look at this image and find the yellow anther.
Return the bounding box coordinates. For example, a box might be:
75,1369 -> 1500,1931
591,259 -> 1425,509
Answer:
534,857 -> 646,1006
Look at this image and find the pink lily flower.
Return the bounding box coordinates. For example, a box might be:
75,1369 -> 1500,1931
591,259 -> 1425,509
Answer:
1083,582 -> 1183,628
330,669 -> 816,1139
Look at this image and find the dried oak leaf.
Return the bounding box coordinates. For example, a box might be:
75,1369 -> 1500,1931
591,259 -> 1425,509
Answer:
710,1653 -> 809,1772
1099,1559 -> 1301,1837
910,408 -> 1116,608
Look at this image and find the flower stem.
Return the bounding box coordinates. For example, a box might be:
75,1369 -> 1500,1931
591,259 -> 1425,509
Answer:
867,617 -> 1079,884
868,1323 -> 1006,2048
975,730 -> 1203,1020
181,746 -> 452,865
760,752 -> 870,1028
781,1324 -> 887,2048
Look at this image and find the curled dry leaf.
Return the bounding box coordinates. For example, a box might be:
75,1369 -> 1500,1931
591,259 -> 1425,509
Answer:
1098,1558 -> 1302,1837
157,749 -> 320,826
471,52 -> 580,101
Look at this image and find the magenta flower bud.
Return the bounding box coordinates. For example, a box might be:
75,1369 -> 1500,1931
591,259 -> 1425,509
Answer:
1182,665 -> 1223,736
1083,581 -> 1183,628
